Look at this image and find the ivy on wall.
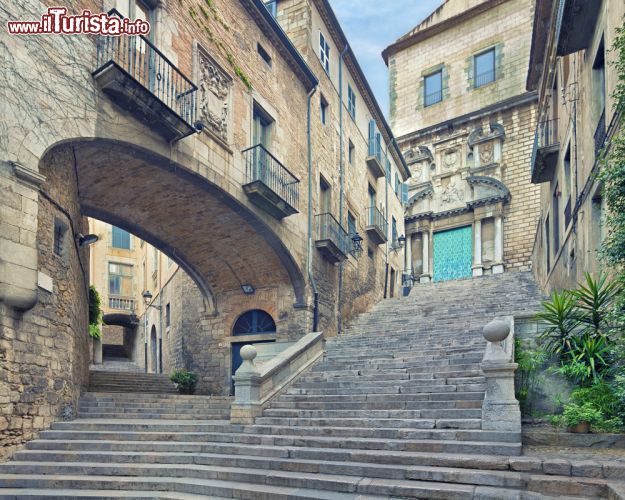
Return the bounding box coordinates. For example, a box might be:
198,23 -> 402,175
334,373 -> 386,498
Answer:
187,0 -> 253,90
599,17 -> 625,313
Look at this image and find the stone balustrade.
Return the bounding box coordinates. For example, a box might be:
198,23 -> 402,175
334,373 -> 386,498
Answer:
230,331 -> 325,424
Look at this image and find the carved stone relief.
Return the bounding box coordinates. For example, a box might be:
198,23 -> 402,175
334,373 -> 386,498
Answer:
197,48 -> 232,142
441,179 -> 464,206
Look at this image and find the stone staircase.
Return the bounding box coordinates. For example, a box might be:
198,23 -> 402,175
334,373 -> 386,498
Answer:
88,370 -> 178,394
1,273 -> 623,498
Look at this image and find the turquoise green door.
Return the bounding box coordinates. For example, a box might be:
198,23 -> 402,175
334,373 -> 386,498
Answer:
433,226 -> 473,282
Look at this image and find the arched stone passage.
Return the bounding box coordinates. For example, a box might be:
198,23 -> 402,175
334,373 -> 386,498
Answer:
39,139 -> 307,315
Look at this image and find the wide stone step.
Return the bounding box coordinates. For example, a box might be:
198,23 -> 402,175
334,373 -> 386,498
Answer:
76,412 -> 226,420
0,463 -> 606,498
0,474 -> 384,500
30,430 -> 520,455
262,404 -> 481,418
254,417 -> 482,430
286,384 -> 487,395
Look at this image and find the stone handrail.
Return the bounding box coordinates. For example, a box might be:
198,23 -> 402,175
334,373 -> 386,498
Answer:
481,316 -> 521,433
230,331 -> 325,423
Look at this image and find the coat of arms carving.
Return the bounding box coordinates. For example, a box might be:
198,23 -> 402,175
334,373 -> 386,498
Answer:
198,49 -> 232,142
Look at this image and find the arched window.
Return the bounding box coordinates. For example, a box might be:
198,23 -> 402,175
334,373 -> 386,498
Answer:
233,309 -> 276,336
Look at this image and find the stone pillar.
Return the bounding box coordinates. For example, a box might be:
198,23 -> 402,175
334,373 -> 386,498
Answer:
230,345 -> 261,424
472,219 -> 483,277
481,319 -> 521,433
420,231 -> 431,283
0,161 -> 45,310
493,215 -> 504,274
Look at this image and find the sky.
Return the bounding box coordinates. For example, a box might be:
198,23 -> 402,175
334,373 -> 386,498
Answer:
329,0 -> 443,119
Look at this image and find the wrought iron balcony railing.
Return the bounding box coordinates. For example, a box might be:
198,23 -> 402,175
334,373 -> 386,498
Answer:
93,9 -> 197,141
367,206 -> 388,233
475,70 -> 496,88
315,213 -> 349,262
538,118 -> 559,148
424,89 -> 442,107
530,118 -> 560,184
242,144 -> 299,218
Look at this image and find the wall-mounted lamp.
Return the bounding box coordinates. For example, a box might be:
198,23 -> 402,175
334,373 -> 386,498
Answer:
241,284 -> 255,295
142,290 -> 161,310
391,234 -> 406,252
350,232 -> 363,257
76,233 -> 99,247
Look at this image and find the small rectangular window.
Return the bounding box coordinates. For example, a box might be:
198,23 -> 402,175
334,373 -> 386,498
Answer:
320,93 -> 328,125
319,31 -> 330,74
347,85 -> 356,118
257,43 -> 272,67
111,226 -> 131,249
165,303 -> 171,328
348,140 -> 355,164
424,70 -> 442,106
394,172 -> 400,195
474,48 -> 496,88
108,262 -> 133,297
392,216 -> 398,245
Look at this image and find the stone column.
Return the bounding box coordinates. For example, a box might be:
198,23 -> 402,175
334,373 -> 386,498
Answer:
420,231 -> 431,283
493,215 -> 504,274
472,219 -> 483,277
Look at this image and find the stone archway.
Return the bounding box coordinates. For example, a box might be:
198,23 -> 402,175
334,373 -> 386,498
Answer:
39,139 -> 308,315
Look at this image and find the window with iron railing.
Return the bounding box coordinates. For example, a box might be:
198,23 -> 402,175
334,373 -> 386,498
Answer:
367,206 -> 388,235
474,48 -> 496,88
316,213 -> 349,255
94,9 -> 197,126
424,70 -> 442,107
242,144 -> 300,210
538,118 -> 559,148
594,110 -> 606,159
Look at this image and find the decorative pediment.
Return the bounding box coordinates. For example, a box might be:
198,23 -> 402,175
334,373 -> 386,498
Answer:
404,145 -> 433,165
467,175 -> 511,206
407,184 -> 434,207
468,122 -> 506,147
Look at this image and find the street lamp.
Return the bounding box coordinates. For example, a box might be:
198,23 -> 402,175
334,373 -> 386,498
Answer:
76,233 -> 99,247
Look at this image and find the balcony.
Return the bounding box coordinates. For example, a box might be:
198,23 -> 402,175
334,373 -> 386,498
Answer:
315,213 -> 349,263
108,296 -> 135,311
424,90 -> 443,107
242,145 -> 299,219
366,137 -> 385,178
557,0 -> 602,57
474,70 -> 495,88
531,118 -> 559,183
92,9 -> 197,142
365,206 -> 388,245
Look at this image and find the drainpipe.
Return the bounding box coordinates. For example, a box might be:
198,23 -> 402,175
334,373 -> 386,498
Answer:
383,138 -> 396,298
337,43 -> 349,335
306,85 -> 319,332
143,308 -> 148,373
158,288 -> 163,374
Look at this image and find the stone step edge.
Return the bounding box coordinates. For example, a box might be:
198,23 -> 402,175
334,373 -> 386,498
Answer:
12,448 -> 625,481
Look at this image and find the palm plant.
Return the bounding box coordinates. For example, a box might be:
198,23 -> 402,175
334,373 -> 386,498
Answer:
574,272 -> 621,337
536,290 -> 580,357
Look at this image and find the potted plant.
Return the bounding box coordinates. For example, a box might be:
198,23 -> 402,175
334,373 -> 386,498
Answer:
170,369 -> 198,395
563,402 -> 603,433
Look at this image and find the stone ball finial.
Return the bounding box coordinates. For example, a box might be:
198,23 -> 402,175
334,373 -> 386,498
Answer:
483,319 -> 510,343
240,344 -> 257,362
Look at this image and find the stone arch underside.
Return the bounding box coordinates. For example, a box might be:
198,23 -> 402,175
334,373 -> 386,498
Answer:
41,139 -> 306,313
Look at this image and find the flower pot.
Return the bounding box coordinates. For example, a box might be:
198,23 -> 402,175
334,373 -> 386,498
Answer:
569,421 -> 591,433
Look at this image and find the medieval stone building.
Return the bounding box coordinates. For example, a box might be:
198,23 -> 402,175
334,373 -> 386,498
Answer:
0,0 -> 406,457
528,0 -> 625,293
383,0 -> 541,284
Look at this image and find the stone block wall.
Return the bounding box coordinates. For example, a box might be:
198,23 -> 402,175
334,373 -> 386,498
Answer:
0,147 -> 90,461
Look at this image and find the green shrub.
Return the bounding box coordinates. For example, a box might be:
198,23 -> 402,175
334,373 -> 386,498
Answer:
562,402 -> 603,428
170,369 -> 198,395
514,338 -> 546,415
88,285 -> 102,339
88,322 -> 102,340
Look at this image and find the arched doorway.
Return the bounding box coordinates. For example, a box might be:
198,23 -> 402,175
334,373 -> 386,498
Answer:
230,310 -> 276,395
150,326 -> 158,374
